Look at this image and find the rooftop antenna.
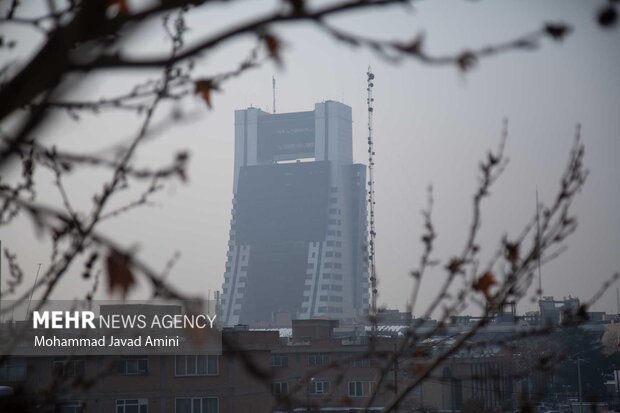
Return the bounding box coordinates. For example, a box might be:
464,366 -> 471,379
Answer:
272,76 -> 276,114
536,190 -> 542,296
366,66 -> 378,330
25,263 -> 42,318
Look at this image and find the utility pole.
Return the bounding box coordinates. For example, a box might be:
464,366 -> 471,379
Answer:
577,358 -> 583,413
393,343 -> 399,413
0,240 -> 2,323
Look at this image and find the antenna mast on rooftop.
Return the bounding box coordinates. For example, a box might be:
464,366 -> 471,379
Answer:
366,67 -> 378,327
536,190 -> 542,296
272,76 -> 276,114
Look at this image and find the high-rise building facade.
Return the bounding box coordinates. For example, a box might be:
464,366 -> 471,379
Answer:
220,101 -> 368,327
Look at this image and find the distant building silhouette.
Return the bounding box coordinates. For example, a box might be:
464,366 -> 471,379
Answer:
220,101 -> 369,326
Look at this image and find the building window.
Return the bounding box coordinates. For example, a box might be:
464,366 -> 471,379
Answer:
332,273 -> 342,280
348,381 -> 375,397
57,401 -> 83,413
308,353 -> 329,366
174,355 -> 218,376
116,399 -> 147,413
53,358 -> 85,378
329,296 -> 342,303
319,295 -> 328,302
118,356 -> 148,376
0,358 -> 26,381
271,354 -> 288,367
331,285 -> 342,291
272,381 -> 289,395
308,380 -> 330,394
334,252 -> 342,258
328,306 -> 343,314
333,263 -> 342,269
352,358 -> 371,368
175,398 -> 218,413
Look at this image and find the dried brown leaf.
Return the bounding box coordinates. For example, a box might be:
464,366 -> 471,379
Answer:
473,271 -> 496,299
106,249 -> 135,297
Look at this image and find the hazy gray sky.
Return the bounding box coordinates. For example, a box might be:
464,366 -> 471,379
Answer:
2,0 -> 619,315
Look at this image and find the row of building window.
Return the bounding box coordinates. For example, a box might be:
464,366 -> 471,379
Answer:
306,272 -> 344,281
0,359 -> 27,381
321,284 -> 342,291
57,397 -> 218,413
271,354 -> 371,369
174,355 -> 218,376
52,356 -> 219,378
319,295 -> 343,302
221,287 -> 245,295
318,306 -> 344,314
271,380 -> 375,397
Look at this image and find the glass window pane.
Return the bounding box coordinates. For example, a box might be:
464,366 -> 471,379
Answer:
187,356 -> 197,375
127,360 -> 138,374
175,356 -> 185,376
176,399 -> 190,413
197,356 -> 207,375
204,398 -> 217,413
207,356 -> 217,375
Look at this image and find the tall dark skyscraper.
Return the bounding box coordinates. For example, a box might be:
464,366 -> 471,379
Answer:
220,101 -> 369,327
